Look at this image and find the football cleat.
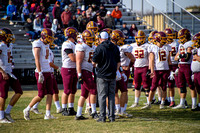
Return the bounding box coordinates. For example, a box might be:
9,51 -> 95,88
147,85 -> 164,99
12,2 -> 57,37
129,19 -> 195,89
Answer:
168,101 -> 175,107
56,108 -> 63,114
172,104 -> 185,109
155,101 -> 161,105
68,107 -> 77,116
44,114 -> 57,120
160,104 -> 165,109
119,112 -> 133,118
30,108 -> 42,114
75,115 -> 88,120
85,107 -> 92,115
4,113 -> 14,123
141,104 -> 151,109
129,103 -> 139,108
23,109 -> 30,120
0,118 -> 12,123
151,99 -> 157,104
91,112 -> 99,119
191,105 -> 200,111
62,108 -> 69,116
164,100 -> 170,106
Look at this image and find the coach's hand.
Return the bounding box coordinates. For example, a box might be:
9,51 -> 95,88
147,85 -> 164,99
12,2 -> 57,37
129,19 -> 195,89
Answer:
38,72 -> 44,84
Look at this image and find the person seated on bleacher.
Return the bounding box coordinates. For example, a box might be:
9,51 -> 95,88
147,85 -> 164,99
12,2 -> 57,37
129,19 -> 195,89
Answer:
98,4 -> 107,18
33,15 -> 42,35
129,23 -> 138,39
35,2 -> 46,20
68,15 -> 79,30
7,1 -> 17,25
104,11 -> 115,29
43,14 -> 52,29
24,18 -> 38,41
111,5 -> 123,25
75,6 -> 82,17
121,23 -> 130,39
69,2 -> 76,15
96,15 -> 105,31
21,4 -> 30,22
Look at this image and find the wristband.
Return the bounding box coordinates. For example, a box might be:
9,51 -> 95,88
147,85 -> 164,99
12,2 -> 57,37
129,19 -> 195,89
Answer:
39,72 -> 42,75
78,73 -> 82,77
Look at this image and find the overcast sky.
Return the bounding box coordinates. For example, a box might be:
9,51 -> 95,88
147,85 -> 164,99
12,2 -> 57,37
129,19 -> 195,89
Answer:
123,0 -> 200,13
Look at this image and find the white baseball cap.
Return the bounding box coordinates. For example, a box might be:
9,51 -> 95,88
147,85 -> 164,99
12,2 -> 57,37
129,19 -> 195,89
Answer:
107,11 -> 111,15
100,31 -> 109,39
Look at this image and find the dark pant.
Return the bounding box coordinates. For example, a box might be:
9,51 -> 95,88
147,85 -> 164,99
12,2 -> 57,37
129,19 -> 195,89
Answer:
97,78 -> 116,120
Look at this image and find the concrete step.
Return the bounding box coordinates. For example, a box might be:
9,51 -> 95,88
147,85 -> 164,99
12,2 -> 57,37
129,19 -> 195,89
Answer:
104,4 -> 122,8
121,16 -> 136,21
106,8 -> 127,12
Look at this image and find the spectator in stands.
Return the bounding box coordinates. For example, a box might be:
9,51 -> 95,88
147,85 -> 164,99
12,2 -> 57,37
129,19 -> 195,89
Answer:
52,1 -> 62,26
98,4 -> 107,18
69,2 -> 76,15
129,23 -> 138,38
61,5 -> 72,28
33,15 -> 42,35
7,1 -> 17,25
77,11 -> 86,26
104,11 -> 115,29
96,15 -> 105,31
101,0 -> 111,4
21,4 -> 30,22
43,0 -> 51,13
68,15 -> 79,30
75,0 -> 85,7
76,6 -> 82,17
24,18 -> 38,41
121,23 -> 130,39
91,3 -> 99,12
79,13 -> 89,32
35,2 -> 46,20
61,0 -> 70,9
111,5 -> 123,25
43,14 -> 52,29
30,2 -> 37,14
86,6 -> 93,19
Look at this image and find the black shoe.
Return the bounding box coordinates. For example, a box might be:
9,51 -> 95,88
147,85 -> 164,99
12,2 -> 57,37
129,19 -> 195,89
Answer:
151,99 -> 156,104
164,100 -> 170,106
91,112 -> 99,119
75,115 -> 88,120
155,101 -> 161,105
185,100 -> 188,108
191,106 -> 200,111
68,107 -> 77,116
96,117 -> 106,123
62,108 -> 69,116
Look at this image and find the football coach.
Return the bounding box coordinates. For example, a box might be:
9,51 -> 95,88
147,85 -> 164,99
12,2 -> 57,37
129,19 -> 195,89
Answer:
92,31 -> 121,122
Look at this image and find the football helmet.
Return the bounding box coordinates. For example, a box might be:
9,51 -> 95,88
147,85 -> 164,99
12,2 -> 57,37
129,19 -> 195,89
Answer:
0,28 -> 15,44
135,30 -> 146,46
153,32 -> 167,45
192,32 -> 200,48
94,32 -> 100,46
148,30 -> 158,44
41,28 -> 54,44
110,29 -> 125,46
178,28 -> 191,44
86,21 -> 98,34
102,28 -> 112,35
82,29 -> 95,47
164,28 -> 175,44
64,27 -> 78,41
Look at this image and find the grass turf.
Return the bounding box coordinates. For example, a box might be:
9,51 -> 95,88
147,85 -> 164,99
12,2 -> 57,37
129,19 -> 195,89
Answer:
1,88 -> 200,133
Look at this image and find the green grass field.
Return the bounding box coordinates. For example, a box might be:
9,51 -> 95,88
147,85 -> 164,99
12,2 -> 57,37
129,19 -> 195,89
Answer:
1,88 -> 200,133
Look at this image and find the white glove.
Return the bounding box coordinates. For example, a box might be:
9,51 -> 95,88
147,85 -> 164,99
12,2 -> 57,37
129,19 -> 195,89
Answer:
175,68 -> 179,76
191,74 -> 194,82
11,65 -> 15,69
121,73 -> 127,82
116,70 -> 121,81
38,72 -> 44,83
8,73 -> 17,80
57,67 -> 61,73
168,71 -> 175,80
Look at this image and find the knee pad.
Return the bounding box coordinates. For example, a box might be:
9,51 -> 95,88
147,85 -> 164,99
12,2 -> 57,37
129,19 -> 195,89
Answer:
180,87 -> 187,93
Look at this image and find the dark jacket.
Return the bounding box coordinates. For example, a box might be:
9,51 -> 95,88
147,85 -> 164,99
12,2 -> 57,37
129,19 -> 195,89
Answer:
68,19 -> 79,30
92,40 -> 120,79
121,27 -> 130,37
25,22 -> 34,31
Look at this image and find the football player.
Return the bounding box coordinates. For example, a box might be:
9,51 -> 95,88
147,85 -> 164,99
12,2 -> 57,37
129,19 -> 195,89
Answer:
75,29 -> 98,120
31,49 -> 62,114
110,29 -> 131,117
86,21 -> 99,34
164,28 -> 179,107
142,32 -> 172,109
191,33 -> 200,111
0,28 -> 23,123
173,29 -> 196,110
61,27 -> 78,116
148,30 -> 158,45
130,30 -> 151,108
23,28 -> 56,120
